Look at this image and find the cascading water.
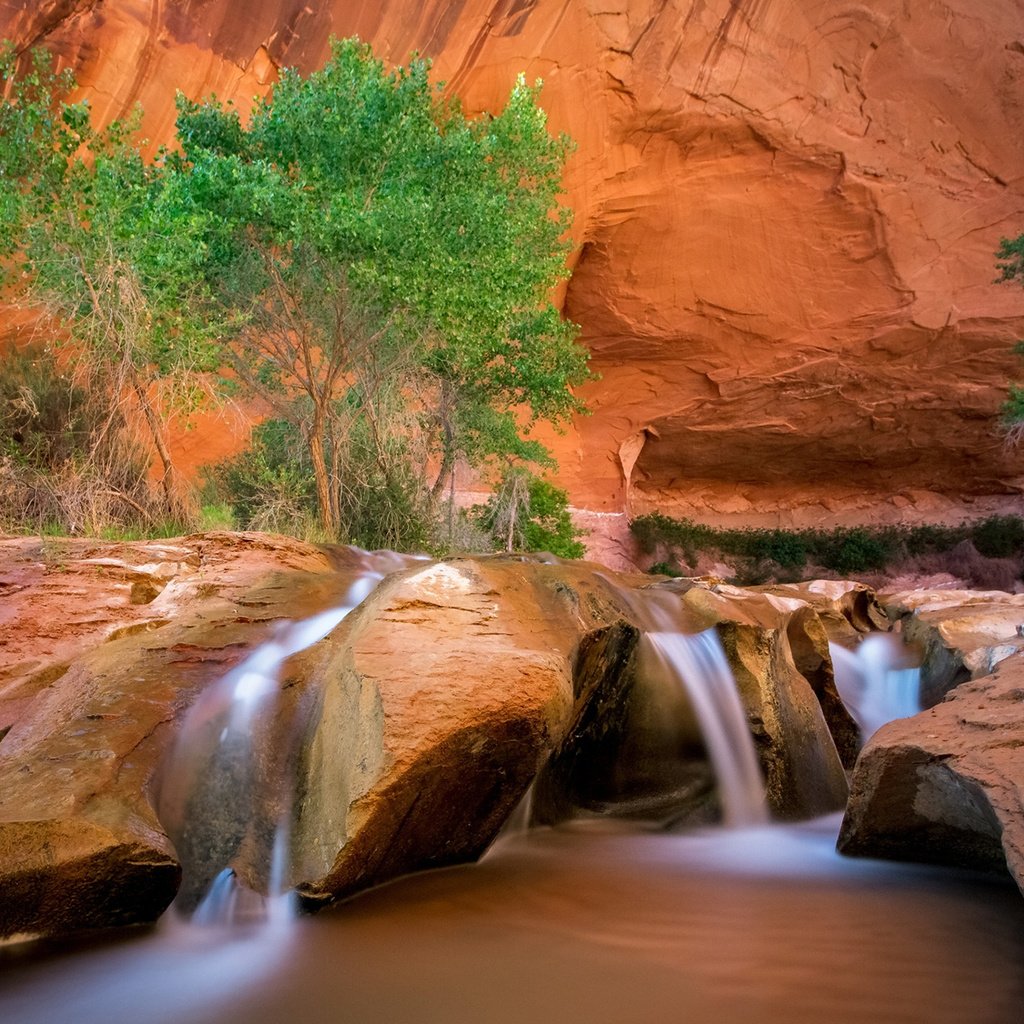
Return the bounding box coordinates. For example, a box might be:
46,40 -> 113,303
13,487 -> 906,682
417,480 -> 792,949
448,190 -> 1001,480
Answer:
642,628 -> 768,827
829,632 -> 922,742
599,581 -> 768,827
156,549 -> 420,926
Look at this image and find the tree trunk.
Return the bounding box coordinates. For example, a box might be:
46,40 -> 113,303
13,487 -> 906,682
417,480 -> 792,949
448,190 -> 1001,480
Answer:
130,375 -> 179,520
431,382 -> 456,503
308,412 -> 338,535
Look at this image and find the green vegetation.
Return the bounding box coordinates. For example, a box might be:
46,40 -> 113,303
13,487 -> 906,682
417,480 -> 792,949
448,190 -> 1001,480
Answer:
996,234 -> 1024,445
0,346 -> 160,535
0,40 -> 589,556
631,512 -> 1024,586
996,234 -> 1024,287
0,45 -> 223,521
470,468 -> 586,558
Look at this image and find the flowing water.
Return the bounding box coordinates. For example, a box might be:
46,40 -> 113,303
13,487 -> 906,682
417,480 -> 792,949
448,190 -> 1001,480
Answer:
830,632 -> 922,741
642,629 -> 767,826
4,576 -> 1021,1021
155,549 -> 421,923
599,580 -> 768,826
3,816 -> 1023,1024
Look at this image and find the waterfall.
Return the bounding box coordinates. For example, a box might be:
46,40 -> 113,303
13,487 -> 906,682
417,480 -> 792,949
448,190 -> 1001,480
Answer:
605,582 -> 768,828
642,629 -> 769,827
157,549 -> 421,926
829,633 -> 921,743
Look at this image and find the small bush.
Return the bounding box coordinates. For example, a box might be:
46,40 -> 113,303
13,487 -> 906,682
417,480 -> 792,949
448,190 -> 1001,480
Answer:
648,561 -> 684,578
942,540 -> 1020,591
748,529 -> 808,569
205,419 -> 319,537
815,528 -> 891,575
0,348 -> 170,535
970,516 -> 1024,558
631,512 -> 1024,587
471,469 -> 586,559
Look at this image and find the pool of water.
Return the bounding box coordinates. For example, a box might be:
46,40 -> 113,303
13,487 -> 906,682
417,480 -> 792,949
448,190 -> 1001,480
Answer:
3,815 -> 1023,1024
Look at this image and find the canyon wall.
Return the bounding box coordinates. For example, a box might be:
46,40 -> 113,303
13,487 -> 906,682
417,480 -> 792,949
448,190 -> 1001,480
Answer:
3,0 -> 1024,561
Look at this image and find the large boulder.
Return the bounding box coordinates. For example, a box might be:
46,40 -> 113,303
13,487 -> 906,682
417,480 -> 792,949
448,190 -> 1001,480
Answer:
0,542 -> 644,934
838,653 -> 1024,896
291,558 -> 637,906
0,533 -> 373,940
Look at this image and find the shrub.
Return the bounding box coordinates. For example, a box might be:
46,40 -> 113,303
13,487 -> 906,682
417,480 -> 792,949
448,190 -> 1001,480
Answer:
817,528 -> 890,575
631,512 -> 1024,586
472,469 -> 586,559
748,529 -> 808,569
0,347 -> 171,535
970,516 -> 1024,558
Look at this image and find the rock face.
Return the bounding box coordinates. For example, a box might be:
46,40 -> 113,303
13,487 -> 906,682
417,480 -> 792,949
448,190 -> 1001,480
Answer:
839,652 -> 1024,897
0,533 -> 856,939
291,557 -> 635,905
2,1 -> 1024,557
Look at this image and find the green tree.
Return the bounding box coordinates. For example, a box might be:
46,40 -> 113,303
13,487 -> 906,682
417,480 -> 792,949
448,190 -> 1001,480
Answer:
172,38 -> 588,539
474,467 -> 586,558
996,234 -> 1024,445
0,44 -> 223,517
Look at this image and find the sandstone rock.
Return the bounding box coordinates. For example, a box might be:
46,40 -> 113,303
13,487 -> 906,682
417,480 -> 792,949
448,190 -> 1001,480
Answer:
2,2 -> 1023,567
533,577 -> 850,824
757,580 -> 890,644
880,589 -> 1024,705
0,532 -> 360,940
291,557 -> 638,905
838,653 -> 1024,896
754,580 -> 893,764
0,533 -> 863,937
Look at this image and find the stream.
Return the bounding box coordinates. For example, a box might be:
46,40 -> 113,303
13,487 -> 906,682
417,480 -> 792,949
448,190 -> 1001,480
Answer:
3,814 -> 1023,1024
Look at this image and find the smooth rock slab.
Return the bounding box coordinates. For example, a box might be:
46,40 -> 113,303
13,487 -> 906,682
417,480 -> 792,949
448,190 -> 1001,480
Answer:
0,532 -> 361,940
838,653 -> 1024,895
879,590 -> 1024,705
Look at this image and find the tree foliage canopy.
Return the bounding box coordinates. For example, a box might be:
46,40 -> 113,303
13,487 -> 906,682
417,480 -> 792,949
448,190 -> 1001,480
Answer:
172,38 -> 588,538
0,38 -> 588,551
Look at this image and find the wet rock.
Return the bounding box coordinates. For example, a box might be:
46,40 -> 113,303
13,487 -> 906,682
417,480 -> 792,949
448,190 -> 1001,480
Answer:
0,820 -> 180,940
533,578 -> 850,826
0,533 -> 878,936
838,654 -> 1024,896
290,558 -> 638,906
879,590 -> 1024,705
757,581 -> 889,645
0,532 -> 357,941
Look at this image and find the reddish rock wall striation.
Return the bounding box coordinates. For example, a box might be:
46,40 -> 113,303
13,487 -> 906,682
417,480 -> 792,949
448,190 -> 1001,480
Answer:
3,0 -> 1024,553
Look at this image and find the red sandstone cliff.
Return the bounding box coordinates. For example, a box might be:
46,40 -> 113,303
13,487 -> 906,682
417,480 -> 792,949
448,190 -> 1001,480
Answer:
3,0 -> 1024,561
